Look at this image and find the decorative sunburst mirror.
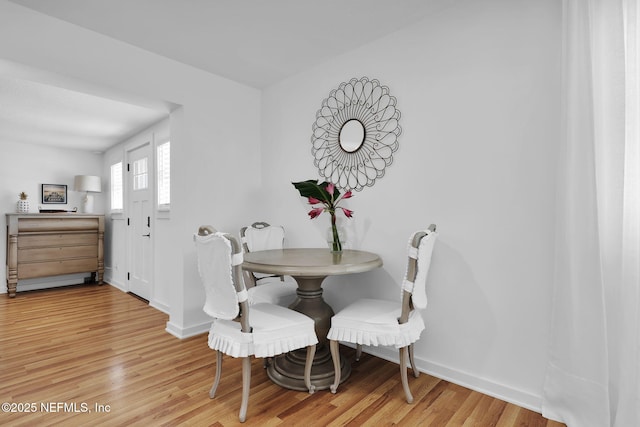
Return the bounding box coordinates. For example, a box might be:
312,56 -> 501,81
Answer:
311,77 -> 401,191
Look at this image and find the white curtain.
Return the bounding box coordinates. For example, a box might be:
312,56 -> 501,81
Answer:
542,0 -> 640,426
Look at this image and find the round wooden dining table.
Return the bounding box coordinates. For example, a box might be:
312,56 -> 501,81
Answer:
243,248 -> 382,391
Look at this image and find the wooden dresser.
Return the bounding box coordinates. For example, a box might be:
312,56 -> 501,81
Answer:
5,214 -> 104,297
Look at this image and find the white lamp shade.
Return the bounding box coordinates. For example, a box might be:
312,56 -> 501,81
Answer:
74,175 -> 102,193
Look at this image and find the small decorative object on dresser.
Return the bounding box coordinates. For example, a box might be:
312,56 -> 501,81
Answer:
16,192 -> 29,213
41,184 -> 67,204
74,175 -> 102,214
5,213 -> 104,297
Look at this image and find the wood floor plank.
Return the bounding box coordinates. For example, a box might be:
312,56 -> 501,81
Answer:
0,284 -> 564,426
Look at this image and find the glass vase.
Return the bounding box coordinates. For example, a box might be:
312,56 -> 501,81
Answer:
326,225 -> 346,253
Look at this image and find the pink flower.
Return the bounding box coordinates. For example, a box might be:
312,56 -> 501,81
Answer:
292,180 -> 355,223
308,207 -> 324,219
326,182 -> 335,196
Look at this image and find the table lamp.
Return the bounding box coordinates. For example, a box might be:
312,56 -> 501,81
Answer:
74,175 -> 102,213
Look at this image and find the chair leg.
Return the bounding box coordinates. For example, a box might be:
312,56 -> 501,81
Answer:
209,351 -> 223,398
399,346 -> 414,404
239,356 -> 251,422
409,343 -> 420,378
304,344 -> 317,394
329,340 -> 341,393
355,344 -> 363,361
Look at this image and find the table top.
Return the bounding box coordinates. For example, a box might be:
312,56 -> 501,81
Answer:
243,248 -> 382,277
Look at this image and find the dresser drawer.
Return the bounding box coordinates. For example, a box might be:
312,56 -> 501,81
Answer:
18,233 -> 97,249
17,217 -> 99,232
18,258 -> 99,280
18,246 -> 98,263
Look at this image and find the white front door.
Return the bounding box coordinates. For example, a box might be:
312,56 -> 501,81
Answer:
127,143 -> 153,301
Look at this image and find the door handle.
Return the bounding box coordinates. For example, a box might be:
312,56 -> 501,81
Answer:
142,233 -> 151,238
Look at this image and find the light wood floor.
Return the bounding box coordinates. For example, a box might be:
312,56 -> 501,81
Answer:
0,284 -> 564,426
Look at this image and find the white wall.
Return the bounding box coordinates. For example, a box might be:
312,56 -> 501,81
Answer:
0,140 -> 104,292
0,0 -> 262,337
261,0 -> 561,411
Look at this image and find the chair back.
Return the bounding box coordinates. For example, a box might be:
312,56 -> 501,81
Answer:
241,222 -> 286,252
240,222 -> 287,285
194,226 -> 250,330
400,224 -> 438,321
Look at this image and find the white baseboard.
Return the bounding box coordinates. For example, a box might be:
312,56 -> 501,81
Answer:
150,300 -> 170,314
3,274 -> 94,294
362,346 -> 542,414
105,278 -> 127,292
165,320 -> 210,339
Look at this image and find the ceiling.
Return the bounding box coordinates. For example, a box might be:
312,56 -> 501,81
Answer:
0,75 -> 168,152
5,0 -> 453,152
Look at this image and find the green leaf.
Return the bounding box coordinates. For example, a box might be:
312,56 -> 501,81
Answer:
291,180 -> 340,202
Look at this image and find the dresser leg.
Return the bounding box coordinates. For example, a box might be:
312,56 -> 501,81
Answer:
7,278 -> 17,298
7,233 -> 17,297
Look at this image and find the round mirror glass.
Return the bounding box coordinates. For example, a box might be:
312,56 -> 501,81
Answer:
339,119 -> 365,153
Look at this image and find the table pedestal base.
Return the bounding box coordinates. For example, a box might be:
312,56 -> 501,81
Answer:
267,345 -> 351,391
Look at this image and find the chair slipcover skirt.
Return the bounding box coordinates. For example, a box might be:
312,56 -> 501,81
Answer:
209,302 -> 317,358
327,298 -> 425,348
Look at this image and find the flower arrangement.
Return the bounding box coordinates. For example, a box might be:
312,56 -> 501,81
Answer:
292,180 -> 353,252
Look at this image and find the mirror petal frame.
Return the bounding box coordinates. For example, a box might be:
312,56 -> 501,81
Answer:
311,77 -> 401,191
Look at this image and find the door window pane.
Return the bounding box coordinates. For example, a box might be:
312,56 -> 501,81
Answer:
110,162 -> 123,210
133,158 -> 148,190
157,141 -> 170,208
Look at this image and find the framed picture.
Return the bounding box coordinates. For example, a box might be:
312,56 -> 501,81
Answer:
41,184 -> 67,204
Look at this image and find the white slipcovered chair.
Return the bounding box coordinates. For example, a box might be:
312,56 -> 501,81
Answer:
327,224 -> 438,403
194,225 -> 317,423
240,222 -> 298,307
